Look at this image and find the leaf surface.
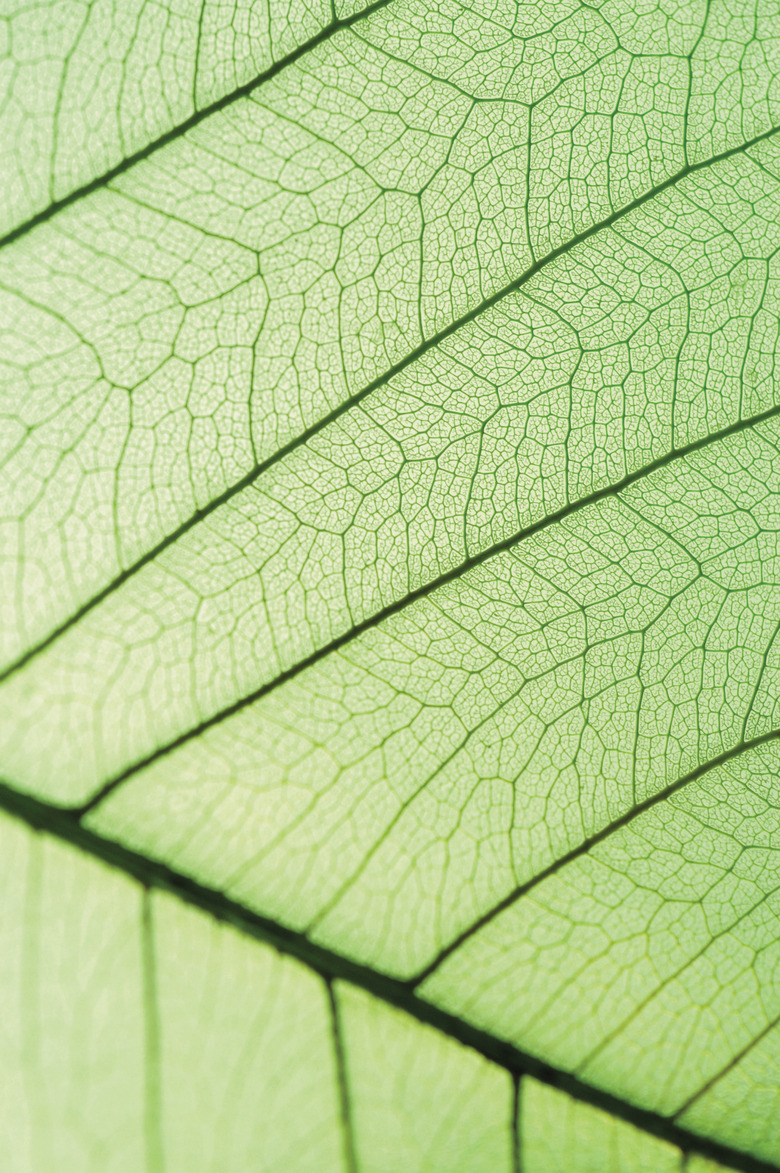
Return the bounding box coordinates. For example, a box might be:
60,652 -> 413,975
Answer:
3,1 -> 780,1169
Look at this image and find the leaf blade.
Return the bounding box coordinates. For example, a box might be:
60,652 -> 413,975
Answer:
6,1 -> 780,1167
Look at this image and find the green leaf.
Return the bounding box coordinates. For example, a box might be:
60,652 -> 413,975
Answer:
3,0 -> 780,1168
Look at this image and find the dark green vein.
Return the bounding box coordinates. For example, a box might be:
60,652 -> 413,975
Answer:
0,0 -> 395,254
2,122 -> 778,688
512,1075 -> 522,1173
75,397 -> 780,817
0,773 -> 774,1173
411,727 -> 780,986
328,983 -> 359,1173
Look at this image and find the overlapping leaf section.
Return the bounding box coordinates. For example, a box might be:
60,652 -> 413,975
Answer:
3,0 -> 780,1169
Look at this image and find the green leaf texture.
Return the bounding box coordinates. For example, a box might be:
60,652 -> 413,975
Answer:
3,0 -> 780,1168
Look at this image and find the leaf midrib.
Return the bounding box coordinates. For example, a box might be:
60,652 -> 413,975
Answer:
3,118 -> 778,688
0,745 -> 778,1173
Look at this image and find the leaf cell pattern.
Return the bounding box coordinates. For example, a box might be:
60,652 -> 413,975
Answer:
3,0 -> 780,1169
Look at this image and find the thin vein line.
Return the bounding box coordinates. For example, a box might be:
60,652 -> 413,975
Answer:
75,398 -> 780,816
0,0 -> 396,253
0,773 -> 774,1173
2,122 -> 778,689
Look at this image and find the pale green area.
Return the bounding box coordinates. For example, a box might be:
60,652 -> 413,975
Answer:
3,1 -> 780,1169
0,0 -> 333,236
0,812 -> 146,1172
0,808 -> 348,1172
680,1026 -> 780,1165
688,1160 -> 743,1173
336,982 -> 514,1173
520,1078 -> 681,1172
149,892 -> 345,1172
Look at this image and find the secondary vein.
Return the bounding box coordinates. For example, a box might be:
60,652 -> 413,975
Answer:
411,727 -> 780,984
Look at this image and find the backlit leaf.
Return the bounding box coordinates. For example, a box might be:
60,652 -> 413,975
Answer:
3,1 -> 780,1169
